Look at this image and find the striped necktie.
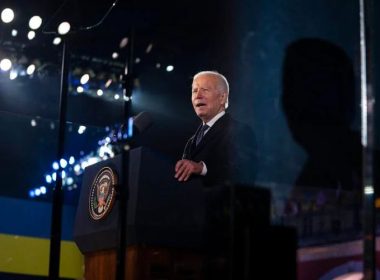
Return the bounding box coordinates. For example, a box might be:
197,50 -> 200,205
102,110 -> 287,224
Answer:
195,124 -> 209,146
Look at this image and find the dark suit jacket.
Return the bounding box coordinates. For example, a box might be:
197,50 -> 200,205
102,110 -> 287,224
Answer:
182,113 -> 256,186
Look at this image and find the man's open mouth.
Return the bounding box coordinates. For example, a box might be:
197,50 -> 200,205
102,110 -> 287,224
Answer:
196,103 -> 206,108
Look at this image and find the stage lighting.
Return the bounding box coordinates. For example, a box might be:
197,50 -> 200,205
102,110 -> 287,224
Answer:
53,37 -> 61,45
76,86 -> 84,93
114,94 -> 120,100
105,79 -> 112,88
74,164 -> 81,173
0,58 -> 12,71
66,177 -> 74,185
58,22 -> 70,35
52,172 -> 57,181
52,161 -> 59,170
166,65 -> 174,72
45,175 -> 52,184
27,31 -> 36,40
119,37 -> 128,48
146,43 -> 153,53
1,8 -> 14,23
31,119 -> 37,127
156,63 -> 161,69
11,29 -> 17,37
29,190 -> 35,198
135,57 -> 141,64
29,16 -> 42,30
40,186 -> 47,194
124,96 -> 130,102
80,73 -> 89,84
60,158 -> 68,168
61,170 -> 66,178
69,156 -> 75,165
35,188 -> 41,196
9,69 -> 18,80
26,64 -> 36,75
78,125 -> 86,134
97,89 -> 103,96
112,52 -> 119,59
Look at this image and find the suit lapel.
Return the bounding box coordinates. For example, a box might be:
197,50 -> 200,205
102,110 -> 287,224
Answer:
190,113 -> 229,157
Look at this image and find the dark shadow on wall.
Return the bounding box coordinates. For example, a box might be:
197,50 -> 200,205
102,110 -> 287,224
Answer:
282,38 -> 362,192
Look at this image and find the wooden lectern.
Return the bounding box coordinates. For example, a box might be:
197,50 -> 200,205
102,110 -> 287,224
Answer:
73,147 -> 206,280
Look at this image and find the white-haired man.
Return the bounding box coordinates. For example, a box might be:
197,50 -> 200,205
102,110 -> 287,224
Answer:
174,71 -> 256,186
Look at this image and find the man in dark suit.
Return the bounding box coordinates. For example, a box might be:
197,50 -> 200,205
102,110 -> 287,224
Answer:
174,71 -> 256,186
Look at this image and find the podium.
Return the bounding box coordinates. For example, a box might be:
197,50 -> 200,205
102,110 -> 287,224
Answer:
73,147 -> 206,279
73,147 -> 293,279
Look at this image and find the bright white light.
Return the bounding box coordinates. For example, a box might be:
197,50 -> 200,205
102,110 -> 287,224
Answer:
105,79 -> 112,88
53,37 -> 61,45
29,16 -> 42,30
114,94 -> 120,100
31,119 -> 37,127
52,172 -> 57,181
9,69 -> 18,80
105,137 -> 111,143
166,65 -> 174,72
40,186 -> 47,194
76,86 -> 84,93
69,156 -> 75,165
74,164 -> 81,173
66,177 -> 74,185
60,158 -> 68,168
1,8 -> 14,23
58,21 -> 70,35
45,175 -> 52,184
0,59 -> 12,71
119,37 -> 128,48
99,145 -> 114,158
27,31 -> 36,40
124,96 -> 130,102
35,189 -> 41,196
11,29 -> 17,37
97,89 -> 103,96
112,52 -> 119,59
61,170 -> 66,179
52,162 -> 59,170
78,125 -> 86,134
26,64 -> 36,75
80,74 -> 90,84
135,57 -> 141,64
364,185 -> 374,195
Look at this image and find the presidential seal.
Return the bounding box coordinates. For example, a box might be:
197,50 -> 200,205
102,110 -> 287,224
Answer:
89,167 -> 117,220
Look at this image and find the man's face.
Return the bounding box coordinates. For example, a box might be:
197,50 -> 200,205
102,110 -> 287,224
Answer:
191,74 -> 226,123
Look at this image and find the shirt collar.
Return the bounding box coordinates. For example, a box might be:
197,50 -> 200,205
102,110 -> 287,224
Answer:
204,111 -> 225,128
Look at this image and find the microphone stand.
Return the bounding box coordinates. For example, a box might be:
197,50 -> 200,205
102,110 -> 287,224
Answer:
45,2 -> 120,279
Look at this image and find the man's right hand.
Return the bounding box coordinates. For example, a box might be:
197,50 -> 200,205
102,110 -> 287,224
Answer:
174,159 -> 203,182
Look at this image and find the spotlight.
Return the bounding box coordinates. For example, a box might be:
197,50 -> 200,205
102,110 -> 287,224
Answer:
66,177 -> 74,185
26,64 -> 36,75
74,164 -> 81,173
166,65 -> 174,72
31,119 -> 37,127
124,96 -> 130,102
69,156 -> 75,165
112,52 -> 119,59
135,57 -> 141,64
1,8 -> 14,23
53,37 -> 61,45
119,37 -> 128,48
40,186 -> 47,194
9,69 -> 18,80
52,161 -> 59,170
27,31 -> 36,40
29,190 -> 35,198
114,94 -> 120,100
58,21 -> 70,35
97,89 -> 103,96
52,172 -> 57,181
0,59 -> 12,71
45,175 -> 52,184
78,125 -> 86,134
80,74 -> 90,84
76,86 -> 84,93
35,188 -> 41,196
29,15 -> 42,30
11,29 -> 17,37
60,158 -> 68,168
105,79 -> 112,88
